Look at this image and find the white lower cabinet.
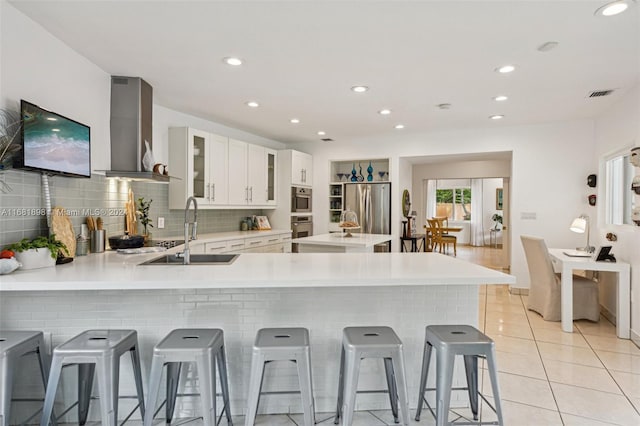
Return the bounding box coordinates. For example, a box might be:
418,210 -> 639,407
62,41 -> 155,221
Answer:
178,232 -> 291,255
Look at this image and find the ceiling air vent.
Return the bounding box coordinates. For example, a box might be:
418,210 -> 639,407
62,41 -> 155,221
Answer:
321,138 -> 334,142
588,89 -> 614,98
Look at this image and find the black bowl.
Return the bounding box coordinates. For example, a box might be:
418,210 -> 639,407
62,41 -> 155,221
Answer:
108,235 -> 145,249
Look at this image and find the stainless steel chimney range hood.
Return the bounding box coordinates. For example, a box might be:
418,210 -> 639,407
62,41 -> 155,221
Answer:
104,76 -> 169,182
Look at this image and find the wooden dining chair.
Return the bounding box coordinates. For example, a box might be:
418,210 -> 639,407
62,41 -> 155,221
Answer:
429,217 -> 457,256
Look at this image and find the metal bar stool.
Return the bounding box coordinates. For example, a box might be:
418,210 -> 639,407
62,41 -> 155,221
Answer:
144,328 -> 233,426
1,330 -> 56,426
40,329 -> 145,426
334,326 -> 409,426
415,325 -> 503,426
245,328 -> 315,426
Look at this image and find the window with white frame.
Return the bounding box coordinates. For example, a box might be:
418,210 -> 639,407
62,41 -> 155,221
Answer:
435,180 -> 472,221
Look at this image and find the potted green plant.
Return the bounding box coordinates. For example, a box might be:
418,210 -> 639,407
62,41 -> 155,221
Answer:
4,235 -> 68,270
491,213 -> 503,230
136,197 -> 153,241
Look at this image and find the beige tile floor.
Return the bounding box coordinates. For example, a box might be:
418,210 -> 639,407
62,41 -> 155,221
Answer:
477,284 -> 640,426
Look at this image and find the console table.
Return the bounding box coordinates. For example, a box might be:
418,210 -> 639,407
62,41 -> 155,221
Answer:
548,248 -> 631,338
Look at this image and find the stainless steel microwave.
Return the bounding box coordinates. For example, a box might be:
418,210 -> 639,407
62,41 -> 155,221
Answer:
291,186 -> 312,213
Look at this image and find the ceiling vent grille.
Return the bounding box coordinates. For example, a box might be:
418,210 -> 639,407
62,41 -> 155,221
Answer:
321,138 -> 334,142
588,89 -> 614,98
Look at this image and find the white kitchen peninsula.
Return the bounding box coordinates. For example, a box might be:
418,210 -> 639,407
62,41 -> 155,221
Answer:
292,233 -> 392,253
0,251 -> 514,421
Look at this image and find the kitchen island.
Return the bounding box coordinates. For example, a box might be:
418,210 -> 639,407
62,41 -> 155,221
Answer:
0,250 -> 514,421
292,232 -> 392,253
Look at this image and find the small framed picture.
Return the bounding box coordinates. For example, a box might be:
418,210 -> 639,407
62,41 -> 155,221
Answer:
256,216 -> 271,230
496,188 -> 503,210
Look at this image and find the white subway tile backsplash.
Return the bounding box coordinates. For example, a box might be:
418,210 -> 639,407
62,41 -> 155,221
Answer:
0,170 -> 267,247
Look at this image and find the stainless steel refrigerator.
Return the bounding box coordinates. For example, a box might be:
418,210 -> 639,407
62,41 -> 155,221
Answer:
344,183 -> 391,251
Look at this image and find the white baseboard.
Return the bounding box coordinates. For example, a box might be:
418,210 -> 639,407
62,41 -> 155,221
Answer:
600,304 -> 617,325
631,329 -> 640,349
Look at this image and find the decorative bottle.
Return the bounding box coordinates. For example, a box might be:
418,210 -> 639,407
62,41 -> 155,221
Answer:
357,163 -> 365,182
351,164 -> 358,182
367,161 -> 373,181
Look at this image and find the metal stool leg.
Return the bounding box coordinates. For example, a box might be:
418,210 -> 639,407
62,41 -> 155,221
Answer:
341,348 -> 361,426
35,347 -> 57,426
143,354 -> 164,426
333,347 -> 345,424
166,362 -> 182,423
415,342 -> 432,421
78,363 -> 95,425
244,352 -> 266,426
95,357 -> 119,426
295,350 -> 315,426
196,354 -> 217,426
463,355 -> 479,420
0,358 -> 14,426
130,344 -> 146,420
391,351 -> 410,426
217,346 -> 233,425
435,352 -> 454,426
40,355 -> 63,426
383,358 -> 399,423
485,350 -> 504,425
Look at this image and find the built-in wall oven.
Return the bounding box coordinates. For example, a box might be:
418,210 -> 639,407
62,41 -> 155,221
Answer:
291,187 -> 312,213
291,215 -> 313,253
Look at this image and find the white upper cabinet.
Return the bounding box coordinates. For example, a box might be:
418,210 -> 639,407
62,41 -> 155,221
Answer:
169,128 -> 275,209
291,150 -> 312,187
228,139 -> 249,205
228,139 -> 277,207
169,127 -> 229,209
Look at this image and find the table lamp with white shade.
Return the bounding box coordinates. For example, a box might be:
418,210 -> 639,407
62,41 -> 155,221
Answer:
570,215 -> 595,253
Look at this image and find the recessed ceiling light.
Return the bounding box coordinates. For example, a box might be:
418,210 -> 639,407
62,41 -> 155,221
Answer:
223,57 -> 243,66
290,118 -> 300,124
351,86 -> 369,93
378,109 -> 392,115
394,124 -> 405,129
489,115 -> 504,120
495,65 -> 516,74
595,0 -> 632,16
317,131 -> 326,136
493,95 -> 508,102
246,101 -> 259,108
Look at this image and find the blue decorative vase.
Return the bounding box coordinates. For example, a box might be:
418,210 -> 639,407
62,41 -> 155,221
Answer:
351,164 -> 358,182
367,161 -> 373,181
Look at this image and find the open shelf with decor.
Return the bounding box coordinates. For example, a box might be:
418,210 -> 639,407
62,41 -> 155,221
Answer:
328,158 -> 390,232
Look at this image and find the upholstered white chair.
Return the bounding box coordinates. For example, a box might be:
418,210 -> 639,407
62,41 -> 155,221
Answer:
520,235 -> 600,322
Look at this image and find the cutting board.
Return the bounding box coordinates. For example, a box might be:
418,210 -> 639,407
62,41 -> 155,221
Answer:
51,206 -> 76,258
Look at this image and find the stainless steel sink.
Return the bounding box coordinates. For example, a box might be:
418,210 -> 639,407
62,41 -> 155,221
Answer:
140,253 -> 239,265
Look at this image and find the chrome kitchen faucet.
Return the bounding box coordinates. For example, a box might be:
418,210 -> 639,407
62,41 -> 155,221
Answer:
180,196 -> 198,264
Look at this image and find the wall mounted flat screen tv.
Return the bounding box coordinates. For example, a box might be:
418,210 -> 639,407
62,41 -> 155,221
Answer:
18,100 -> 91,178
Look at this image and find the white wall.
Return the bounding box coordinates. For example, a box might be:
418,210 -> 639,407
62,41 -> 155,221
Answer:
303,120 -> 596,288
1,1 -> 111,170
593,85 -> 640,344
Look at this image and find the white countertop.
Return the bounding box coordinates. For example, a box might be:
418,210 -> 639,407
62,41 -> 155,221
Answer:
291,233 -> 392,247
0,246 -> 515,291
